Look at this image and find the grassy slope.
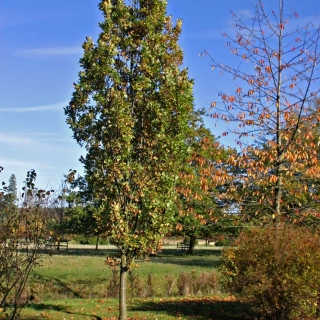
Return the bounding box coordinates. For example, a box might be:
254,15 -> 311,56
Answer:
30,247 -> 222,300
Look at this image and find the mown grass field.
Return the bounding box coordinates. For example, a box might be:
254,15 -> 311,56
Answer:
19,295 -> 254,320
6,246 -> 256,319
29,246 -> 222,300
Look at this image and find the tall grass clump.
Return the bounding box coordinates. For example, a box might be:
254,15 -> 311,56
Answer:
221,224 -> 320,319
177,270 -> 218,296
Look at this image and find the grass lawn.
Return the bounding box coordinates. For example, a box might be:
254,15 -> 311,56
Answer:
1,246 -> 256,319
30,247 -> 222,300
18,296 -> 254,320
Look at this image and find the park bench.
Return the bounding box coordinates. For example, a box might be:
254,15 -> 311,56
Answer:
205,237 -> 216,246
176,242 -> 189,251
45,237 -> 68,251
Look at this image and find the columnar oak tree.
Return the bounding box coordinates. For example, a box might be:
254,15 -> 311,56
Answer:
64,0 -> 194,318
206,0 -> 320,224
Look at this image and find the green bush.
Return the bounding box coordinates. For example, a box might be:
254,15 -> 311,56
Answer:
215,235 -> 232,246
221,224 -> 320,319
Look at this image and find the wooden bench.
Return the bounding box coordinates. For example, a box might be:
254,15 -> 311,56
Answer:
177,242 -> 189,251
45,238 -> 68,251
205,237 -> 216,246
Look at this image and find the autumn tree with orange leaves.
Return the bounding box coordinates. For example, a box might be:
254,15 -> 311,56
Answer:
174,110 -> 231,254
205,0 -> 320,225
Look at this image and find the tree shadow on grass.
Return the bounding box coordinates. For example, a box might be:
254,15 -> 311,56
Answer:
148,249 -> 223,269
41,247 -> 118,257
159,248 -> 223,257
31,273 -> 109,300
22,303 -> 103,320
52,277 -> 83,298
40,247 -> 222,260
130,297 -> 256,320
148,256 -> 222,269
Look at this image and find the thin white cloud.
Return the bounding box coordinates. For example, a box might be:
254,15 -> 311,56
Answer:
202,10 -> 320,42
0,134 -> 34,146
0,132 -> 73,146
185,29 -> 227,40
30,132 -> 73,143
0,158 -> 40,170
284,15 -> 320,33
0,132 -> 81,160
0,102 -> 66,113
235,9 -> 254,20
0,157 -> 56,191
0,10 -> 43,29
16,46 -> 82,57
185,8 -> 255,41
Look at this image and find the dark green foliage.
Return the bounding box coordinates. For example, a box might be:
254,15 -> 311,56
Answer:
7,174 -> 17,205
71,235 -> 109,245
214,235 -> 232,246
58,174 -> 107,249
0,174 -> 18,220
221,224 -> 320,319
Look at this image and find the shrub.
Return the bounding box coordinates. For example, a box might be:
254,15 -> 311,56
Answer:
142,273 -> 156,298
106,267 -> 119,298
165,274 -> 176,296
128,270 -> 143,298
221,224 -> 320,319
215,235 -> 232,246
177,270 -> 218,296
0,170 -> 53,319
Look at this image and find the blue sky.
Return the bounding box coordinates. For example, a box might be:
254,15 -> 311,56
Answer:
1,0 -> 320,191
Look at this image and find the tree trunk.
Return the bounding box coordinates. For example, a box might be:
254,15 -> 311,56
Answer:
119,254 -> 128,320
274,0 -> 283,221
95,234 -> 99,250
275,165 -> 283,219
187,235 -> 196,255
